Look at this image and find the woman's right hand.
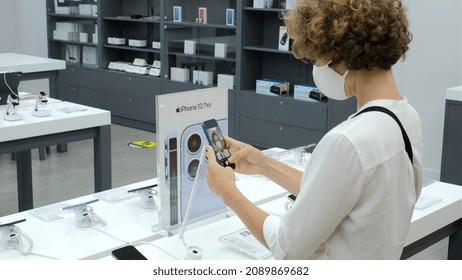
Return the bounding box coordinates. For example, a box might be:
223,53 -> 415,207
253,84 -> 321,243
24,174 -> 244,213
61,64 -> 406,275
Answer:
224,136 -> 268,176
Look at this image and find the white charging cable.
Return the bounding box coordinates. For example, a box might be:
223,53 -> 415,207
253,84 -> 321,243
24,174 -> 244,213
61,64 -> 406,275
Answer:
1,225 -> 33,256
178,145 -> 207,259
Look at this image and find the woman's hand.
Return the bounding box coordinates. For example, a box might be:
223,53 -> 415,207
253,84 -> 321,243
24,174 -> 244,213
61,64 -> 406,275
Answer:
205,145 -> 238,200
224,136 -> 268,176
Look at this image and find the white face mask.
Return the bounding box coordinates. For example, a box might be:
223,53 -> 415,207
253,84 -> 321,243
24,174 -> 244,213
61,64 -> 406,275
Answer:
312,62 -> 350,100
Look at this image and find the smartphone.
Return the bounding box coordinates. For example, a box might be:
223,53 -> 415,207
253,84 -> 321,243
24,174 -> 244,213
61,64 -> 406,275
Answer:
112,245 -> 147,260
287,194 -> 297,202
202,119 -> 235,169
0,219 -> 26,227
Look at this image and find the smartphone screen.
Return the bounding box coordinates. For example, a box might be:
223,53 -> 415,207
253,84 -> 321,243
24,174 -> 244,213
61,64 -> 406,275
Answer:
112,245 -> 147,260
202,119 -> 235,169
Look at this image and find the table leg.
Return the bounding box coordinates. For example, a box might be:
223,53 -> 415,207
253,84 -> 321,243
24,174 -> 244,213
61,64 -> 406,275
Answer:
16,150 -> 33,211
94,125 -> 112,192
448,221 -> 462,259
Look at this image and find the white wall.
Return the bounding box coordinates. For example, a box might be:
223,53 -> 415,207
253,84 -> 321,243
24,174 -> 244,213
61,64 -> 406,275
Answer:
0,0 -> 48,92
1,0 -> 461,180
396,0 -> 462,179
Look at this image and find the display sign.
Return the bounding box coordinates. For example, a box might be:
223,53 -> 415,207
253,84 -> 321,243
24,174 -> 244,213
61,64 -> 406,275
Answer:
156,88 -> 229,234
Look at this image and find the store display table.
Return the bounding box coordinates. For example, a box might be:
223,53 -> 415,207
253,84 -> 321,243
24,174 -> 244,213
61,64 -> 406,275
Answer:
0,100 -> 111,211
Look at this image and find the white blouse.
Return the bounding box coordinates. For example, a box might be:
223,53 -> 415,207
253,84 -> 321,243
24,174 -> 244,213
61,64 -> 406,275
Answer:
263,98 -> 423,259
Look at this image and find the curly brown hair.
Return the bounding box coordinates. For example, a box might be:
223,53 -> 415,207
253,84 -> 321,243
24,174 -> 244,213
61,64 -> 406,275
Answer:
283,0 -> 412,70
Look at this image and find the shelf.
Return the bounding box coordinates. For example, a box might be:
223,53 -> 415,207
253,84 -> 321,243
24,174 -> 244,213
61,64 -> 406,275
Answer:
48,13 -> 97,20
50,39 -> 97,47
244,7 -> 287,13
167,51 -> 235,62
243,46 -> 292,55
164,20 -> 236,29
104,44 -> 161,54
103,16 -> 161,23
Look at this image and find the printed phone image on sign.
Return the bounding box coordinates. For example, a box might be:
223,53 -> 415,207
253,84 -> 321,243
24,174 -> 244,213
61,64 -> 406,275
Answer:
179,120 -> 228,222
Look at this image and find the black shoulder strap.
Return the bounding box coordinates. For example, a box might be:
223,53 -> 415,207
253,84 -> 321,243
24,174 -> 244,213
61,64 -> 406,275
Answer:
354,106 -> 413,163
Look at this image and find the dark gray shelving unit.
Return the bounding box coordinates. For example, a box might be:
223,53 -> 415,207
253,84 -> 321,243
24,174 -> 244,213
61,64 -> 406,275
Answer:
46,0 -> 355,148
440,98 -> 462,185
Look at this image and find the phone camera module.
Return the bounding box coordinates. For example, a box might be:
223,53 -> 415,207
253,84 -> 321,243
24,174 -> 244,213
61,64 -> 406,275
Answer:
187,133 -> 202,154
187,159 -> 200,179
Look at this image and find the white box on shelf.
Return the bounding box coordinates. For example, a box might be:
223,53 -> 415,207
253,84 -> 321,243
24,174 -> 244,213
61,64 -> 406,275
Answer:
171,67 -> 190,82
198,7 -> 207,24
91,4 -> 98,16
108,37 -> 125,45
152,41 -> 161,49
214,43 -> 227,58
79,32 -> 88,43
82,46 -> 97,65
152,60 -> 161,68
173,6 -> 182,22
92,33 -> 98,44
285,0 -> 298,10
294,84 -> 318,102
256,79 -> 290,95
125,65 -> 149,75
278,26 -> 289,51
217,74 -> 235,89
149,68 -> 161,77
79,4 -> 92,16
116,62 -> 130,71
128,39 -> 147,47
53,30 -> 79,41
193,70 -> 214,86
133,58 -> 148,67
184,40 -> 196,55
226,9 -> 235,26
253,0 -> 265,8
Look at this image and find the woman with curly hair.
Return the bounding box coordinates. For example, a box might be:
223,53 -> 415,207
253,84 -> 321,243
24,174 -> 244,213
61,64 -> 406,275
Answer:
205,0 -> 423,259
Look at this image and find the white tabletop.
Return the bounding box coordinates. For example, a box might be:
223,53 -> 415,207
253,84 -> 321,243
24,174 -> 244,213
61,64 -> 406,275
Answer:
446,85 -> 462,102
405,181 -> 462,246
0,179 -> 160,260
0,53 -> 65,74
133,180 -> 462,260
0,100 -> 111,142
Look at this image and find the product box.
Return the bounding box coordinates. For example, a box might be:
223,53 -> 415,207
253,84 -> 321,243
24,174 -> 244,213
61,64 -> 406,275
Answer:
193,70 -> 214,86
91,4 -> 98,16
253,0 -> 265,8
173,6 -> 182,22
108,37 -> 125,45
278,26 -> 289,51
129,39 -> 147,47
171,67 -> 190,82
184,40 -> 196,55
126,65 -> 149,75
79,32 -> 88,43
256,79 -> 289,96
152,41 -> 161,49
79,4 -> 92,16
294,84 -> 318,102
152,60 -> 161,69
198,7 -> 207,24
226,9 -> 235,26
217,74 -> 235,89
214,43 -> 227,58
53,30 -> 79,41
92,33 -> 98,44
285,0 -> 298,10
149,68 -> 161,77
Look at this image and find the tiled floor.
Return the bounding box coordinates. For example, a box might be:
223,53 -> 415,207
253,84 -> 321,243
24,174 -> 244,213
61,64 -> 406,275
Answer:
0,124 -> 448,259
